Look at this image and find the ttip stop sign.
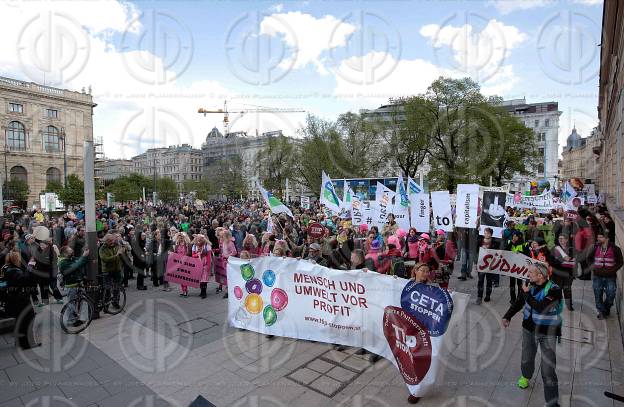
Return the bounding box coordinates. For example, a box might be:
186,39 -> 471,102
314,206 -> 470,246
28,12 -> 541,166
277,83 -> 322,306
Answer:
307,222 -> 327,239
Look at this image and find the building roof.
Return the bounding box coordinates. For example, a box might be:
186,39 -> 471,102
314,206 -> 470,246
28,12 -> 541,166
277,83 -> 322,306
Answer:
564,127 -> 585,151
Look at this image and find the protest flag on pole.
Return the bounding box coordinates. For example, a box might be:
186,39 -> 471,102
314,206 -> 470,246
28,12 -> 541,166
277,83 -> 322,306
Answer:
258,184 -> 294,218
393,174 -> 411,231
320,171 -> 342,213
562,181 -> 577,202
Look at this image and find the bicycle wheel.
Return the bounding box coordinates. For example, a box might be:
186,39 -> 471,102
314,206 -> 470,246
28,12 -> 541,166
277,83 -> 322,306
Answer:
60,296 -> 94,334
106,286 -> 126,315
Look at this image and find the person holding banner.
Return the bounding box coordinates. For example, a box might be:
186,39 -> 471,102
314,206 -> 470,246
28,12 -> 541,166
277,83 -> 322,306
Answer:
406,228 -> 419,260
502,263 -> 562,407
506,231 -> 530,304
192,234 -> 213,299
172,232 -> 192,297
475,237 -> 495,305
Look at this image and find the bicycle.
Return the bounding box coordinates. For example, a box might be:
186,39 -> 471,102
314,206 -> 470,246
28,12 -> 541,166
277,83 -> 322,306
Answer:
59,275 -> 126,334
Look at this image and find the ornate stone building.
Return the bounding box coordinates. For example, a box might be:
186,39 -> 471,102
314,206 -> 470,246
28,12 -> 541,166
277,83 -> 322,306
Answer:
98,159 -> 133,182
131,144 -> 203,189
0,76 -> 95,206
560,127 -> 601,189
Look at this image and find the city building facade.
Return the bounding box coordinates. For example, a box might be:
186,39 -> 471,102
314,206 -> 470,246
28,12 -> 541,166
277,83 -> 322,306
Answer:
560,127 -> 601,189
499,98 -> 561,191
99,159 -> 134,182
598,0 -> 624,342
201,128 -> 285,196
132,144 -> 203,188
0,76 -> 95,206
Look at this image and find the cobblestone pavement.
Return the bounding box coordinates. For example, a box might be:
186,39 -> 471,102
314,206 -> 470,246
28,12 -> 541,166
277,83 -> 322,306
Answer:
1,272 -> 622,407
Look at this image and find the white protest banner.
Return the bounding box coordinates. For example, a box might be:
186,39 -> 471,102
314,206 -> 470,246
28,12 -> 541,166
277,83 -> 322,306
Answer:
476,248 -> 545,280
393,175 -> 411,231
505,190 -> 554,213
455,184 -> 479,229
375,182 -> 395,229
587,194 -> 598,205
340,185 -> 354,219
410,193 -> 430,232
582,184 -> 595,196
351,195 -> 363,226
301,196 -> 310,210
228,257 -> 469,397
360,201 -> 375,230
480,190 -> 507,238
566,196 -> 584,211
430,191 -> 454,232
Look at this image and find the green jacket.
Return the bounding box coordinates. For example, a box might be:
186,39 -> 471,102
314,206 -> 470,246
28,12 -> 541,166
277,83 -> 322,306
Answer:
59,255 -> 89,287
99,244 -> 122,274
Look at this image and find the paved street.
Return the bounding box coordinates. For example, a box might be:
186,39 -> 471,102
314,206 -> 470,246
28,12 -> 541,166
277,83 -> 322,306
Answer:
1,273 -> 622,407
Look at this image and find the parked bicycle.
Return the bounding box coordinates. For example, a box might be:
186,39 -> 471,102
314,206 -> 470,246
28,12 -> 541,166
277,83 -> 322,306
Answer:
59,275 -> 126,334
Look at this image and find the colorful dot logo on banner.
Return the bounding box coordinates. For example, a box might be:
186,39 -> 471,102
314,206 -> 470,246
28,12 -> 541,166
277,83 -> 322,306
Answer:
383,306 -> 432,385
270,288 -> 288,311
233,286 -> 243,300
240,264 -> 255,281
262,270 -> 276,287
400,281 -> 453,337
263,305 -> 277,326
244,293 -> 263,314
245,278 -> 263,295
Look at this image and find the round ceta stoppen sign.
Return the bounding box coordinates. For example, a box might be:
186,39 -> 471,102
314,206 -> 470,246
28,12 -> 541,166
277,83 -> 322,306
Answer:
400,281 -> 453,337
307,222 -> 327,239
383,306 -> 432,385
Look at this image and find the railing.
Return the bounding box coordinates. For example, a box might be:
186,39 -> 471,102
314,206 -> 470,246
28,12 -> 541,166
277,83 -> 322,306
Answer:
0,76 -> 91,102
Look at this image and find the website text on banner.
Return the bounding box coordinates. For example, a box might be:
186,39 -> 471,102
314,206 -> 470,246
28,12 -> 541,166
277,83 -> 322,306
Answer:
476,248 -> 547,280
227,256 -> 469,397
165,252 -> 203,288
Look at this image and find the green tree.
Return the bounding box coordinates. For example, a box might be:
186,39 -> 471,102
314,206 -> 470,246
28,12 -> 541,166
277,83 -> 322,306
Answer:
58,174 -> 84,206
182,179 -> 215,201
41,180 -> 63,195
107,173 -> 151,201
380,98 -> 431,179
212,156 -> 246,198
156,177 -> 178,203
256,135 -> 296,195
5,179 -> 29,203
335,111 -> 386,177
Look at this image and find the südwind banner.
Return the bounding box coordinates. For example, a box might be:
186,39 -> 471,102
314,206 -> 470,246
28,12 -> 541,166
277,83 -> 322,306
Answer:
476,248 -> 545,280
228,257 -> 469,397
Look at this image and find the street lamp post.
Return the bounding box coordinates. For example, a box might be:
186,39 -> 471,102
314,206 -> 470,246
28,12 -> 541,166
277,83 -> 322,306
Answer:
60,127 -> 68,187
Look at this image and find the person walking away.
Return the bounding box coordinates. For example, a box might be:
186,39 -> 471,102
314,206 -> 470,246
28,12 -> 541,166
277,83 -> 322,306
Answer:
475,237 -> 495,304
551,234 -> 575,311
1,249 -> 39,349
502,263 -> 562,407
58,246 -> 90,326
98,234 -> 123,312
592,230 -> 623,319
31,226 -> 63,305
506,231 -> 529,304
131,231 -> 148,290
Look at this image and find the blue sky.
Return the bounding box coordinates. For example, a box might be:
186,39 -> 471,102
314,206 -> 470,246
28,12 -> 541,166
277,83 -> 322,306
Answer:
0,0 -> 603,158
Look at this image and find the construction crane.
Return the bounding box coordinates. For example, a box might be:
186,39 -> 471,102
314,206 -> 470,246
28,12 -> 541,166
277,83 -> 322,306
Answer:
198,100 -> 305,136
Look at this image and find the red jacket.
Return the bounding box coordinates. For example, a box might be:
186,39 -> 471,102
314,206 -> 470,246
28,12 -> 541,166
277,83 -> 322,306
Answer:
575,226 -> 594,260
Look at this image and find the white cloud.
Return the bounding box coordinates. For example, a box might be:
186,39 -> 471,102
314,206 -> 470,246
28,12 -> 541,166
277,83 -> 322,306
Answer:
572,0 -> 603,5
420,19 -> 527,83
260,11 -> 356,75
489,0 -> 555,14
269,3 -> 284,13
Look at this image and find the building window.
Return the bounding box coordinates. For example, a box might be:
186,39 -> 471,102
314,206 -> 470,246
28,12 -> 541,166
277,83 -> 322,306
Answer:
537,163 -> 544,173
46,167 -> 61,184
545,119 -> 550,127
538,147 -> 544,156
7,121 -> 26,151
43,125 -> 61,152
10,166 -> 27,183
9,103 -> 23,113
46,109 -> 59,118
534,119 -> 539,127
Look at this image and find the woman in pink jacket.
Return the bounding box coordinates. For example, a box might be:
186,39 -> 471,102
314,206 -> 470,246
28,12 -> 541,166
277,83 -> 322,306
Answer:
172,232 -> 193,297
217,229 -> 236,298
192,234 -> 212,299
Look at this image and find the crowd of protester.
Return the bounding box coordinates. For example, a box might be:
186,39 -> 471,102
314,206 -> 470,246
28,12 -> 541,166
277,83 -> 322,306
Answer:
0,198 -> 621,406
